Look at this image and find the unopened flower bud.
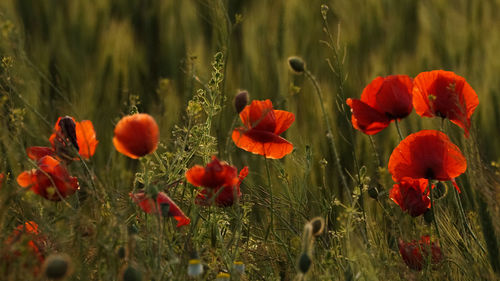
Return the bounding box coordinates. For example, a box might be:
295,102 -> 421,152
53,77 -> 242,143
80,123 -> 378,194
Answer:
309,217 -> 325,236
234,91 -> 249,114
298,252 -> 312,274
43,253 -> 72,280
122,265 -> 142,281
368,185 -> 379,199
434,182 -> 446,199
288,56 -> 306,74
424,209 -> 433,224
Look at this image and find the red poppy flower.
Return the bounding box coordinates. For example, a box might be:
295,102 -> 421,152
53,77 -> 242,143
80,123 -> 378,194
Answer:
232,99 -> 295,159
17,156 -> 79,201
113,113 -> 159,159
398,236 -> 443,271
27,116 -> 98,161
390,178 -> 431,217
130,191 -> 190,227
346,75 -> 413,135
2,221 -> 46,275
388,130 -> 466,190
195,166 -> 248,207
413,70 -> 479,137
0,173 -> 4,190
186,156 -> 240,189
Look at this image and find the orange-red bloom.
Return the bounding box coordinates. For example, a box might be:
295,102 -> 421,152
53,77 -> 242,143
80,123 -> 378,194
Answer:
388,130 -> 466,191
113,113 -> 159,159
17,156 -> 79,201
130,191 -> 190,227
27,116 -> 98,161
413,70 -> 479,137
2,221 -> 46,274
0,173 -> 4,189
390,178 -> 431,217
186,156 -> 239,189
346,75 -> 413,135
398,236 -> 442,271
232,100 -> 295,159
195,166 -> 248,207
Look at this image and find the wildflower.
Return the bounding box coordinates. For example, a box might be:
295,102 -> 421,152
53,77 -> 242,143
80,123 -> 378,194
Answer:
2,221 -> 46,274
233,261 -> 245,274
187,259 -> 203,277
388,130 -> 466,191
389,178 -> 431,217
215,272 -> 230,281
27,116 -> 98,161
17,156 -> 79,201
398,236 -> 443,271
186,156 -> 248,207
113,113 -> 159,159
130,191 -> 190,227
0,172 -> 4,189
232,99 -> 295,159
413,70 -> 479,137
346,75 -> 413,135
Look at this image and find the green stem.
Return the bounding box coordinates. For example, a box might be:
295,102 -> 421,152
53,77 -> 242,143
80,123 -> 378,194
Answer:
394,119 -> 405,141
453,187 -> 486,253
305,69 -> 350,200
429,180 -> 441,239
264,156 -> 274,241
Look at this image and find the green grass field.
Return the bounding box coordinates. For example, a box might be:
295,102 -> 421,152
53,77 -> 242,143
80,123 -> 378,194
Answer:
1,0 -> 499,280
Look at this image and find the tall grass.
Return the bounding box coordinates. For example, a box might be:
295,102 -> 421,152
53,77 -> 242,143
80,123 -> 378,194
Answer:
0,0 -> 499,280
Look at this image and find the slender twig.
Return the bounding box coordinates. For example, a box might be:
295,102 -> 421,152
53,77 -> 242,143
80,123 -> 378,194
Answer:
394,119 -> 405,141
429,180 -> 441,239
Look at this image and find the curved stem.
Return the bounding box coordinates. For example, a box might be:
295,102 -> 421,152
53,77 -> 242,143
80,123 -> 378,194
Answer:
453,187 -> 486,253
394,119 -> 405,141
429,180 -> 441,239
305,69 -> 349,200
264,156 -> 274,241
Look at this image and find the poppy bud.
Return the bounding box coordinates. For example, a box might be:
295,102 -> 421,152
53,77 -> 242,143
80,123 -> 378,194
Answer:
58,116 -> 79,150
434,182 -> 446,199
309,217 -> 325,236
424,209 -> 433,224
43,253 -> 72,280
288,56 -> 306,74
368,185 -> 379,199
298,252 -> 312,274
117,246 -> 126,259
122,265 -> 142,281
234,90 -> 249,114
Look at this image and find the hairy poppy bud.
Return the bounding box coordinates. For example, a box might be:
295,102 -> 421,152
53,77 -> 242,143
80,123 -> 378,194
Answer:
43,254 -> 72,280
309,217 -> 325,236
122,265 -> 142,281
423,209 -> 433,224
434,182 -> 446,199
368,185 -> 379,199
298,252 -> 312,274
288,56 -> 306,74
234,90 -> 249,114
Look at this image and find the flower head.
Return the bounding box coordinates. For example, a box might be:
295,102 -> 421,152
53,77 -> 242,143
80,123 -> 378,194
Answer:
113,113 -> 159,159
27,116 -> 98,161
413,70 -> 479,137
390,178 -> 431,217
398,236 -> 443,271
3,221 -> 46,274
194,166 -> 248,207
388,130 -> 466,190
17,156 -> 79,201
232,99 -> 295,159
130,191 -> 190,227
347,75 -> 413,135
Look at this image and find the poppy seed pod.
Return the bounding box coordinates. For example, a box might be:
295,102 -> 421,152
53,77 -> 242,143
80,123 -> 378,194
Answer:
298,252 -> 312,274
288,56 -> 306,74
113,113 -> 159,159
234,91 -> 249,114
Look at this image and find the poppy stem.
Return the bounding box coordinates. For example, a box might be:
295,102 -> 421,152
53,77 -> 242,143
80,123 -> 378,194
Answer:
394,119 -> 405,141
429,180 -> 441,239
304,69 -> 350,200
264,156 -> 275,242
453,186 -> 486,253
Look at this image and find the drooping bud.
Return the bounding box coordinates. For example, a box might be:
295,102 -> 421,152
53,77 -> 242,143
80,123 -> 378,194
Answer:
43,253 -> 72,280
309,217 -> 325,236
434,181 -> 447,199
122,265 -> 142,281
234,90 -> 249,114
298,252 -> 312,274
288,56 -> 306,74
58,116 -> 79,150
368,185 -> 379,199
423,209 -> 433,224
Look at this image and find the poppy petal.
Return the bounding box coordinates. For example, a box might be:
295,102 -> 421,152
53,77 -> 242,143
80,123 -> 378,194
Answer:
273,110 -> 295,135
185,157 -> 239,189
374,75 -> 413,118
232,128 -> 293,159
239,100 -> 276,132
27,147 -> 56,161
17,171 -> 34,188
388,130 -> 466,182
76,120 -> 98,159
346,98 -> 391,135
113,113 -> 159,159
